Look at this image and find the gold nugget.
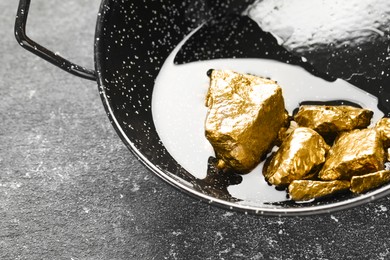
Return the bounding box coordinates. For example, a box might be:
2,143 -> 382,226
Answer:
376,118 -> 390,148
288,180 -> 350,201
350,170 -> 390,194
294,105 -> 373,138
319,128 -> 385,181
205,70 -> 288,173
387,148 -> 390,162
263,127 -> 329,186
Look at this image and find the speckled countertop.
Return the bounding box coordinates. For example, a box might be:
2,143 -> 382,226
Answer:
2,1 -> 390,259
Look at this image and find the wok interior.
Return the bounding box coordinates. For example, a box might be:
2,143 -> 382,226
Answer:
96,0 -> 390,213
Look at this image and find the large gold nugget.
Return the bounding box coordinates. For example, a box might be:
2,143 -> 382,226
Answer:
263,127 -> 329,186
376,118 -> 390,148
319,129 -> 385,181
288,180 -> 350,201
350,170 -> 390,194
205,70 -> 288,173
294,105 -> 373,137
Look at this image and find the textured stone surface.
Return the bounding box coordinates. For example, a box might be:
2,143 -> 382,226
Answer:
2,0 -> 390,259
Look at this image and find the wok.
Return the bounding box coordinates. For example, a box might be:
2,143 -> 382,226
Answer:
15,0 -> 390,216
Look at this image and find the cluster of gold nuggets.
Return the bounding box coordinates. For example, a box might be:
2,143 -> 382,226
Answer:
205,70 -> 390,202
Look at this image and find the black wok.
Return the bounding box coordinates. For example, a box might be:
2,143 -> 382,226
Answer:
15,0 -> 390,215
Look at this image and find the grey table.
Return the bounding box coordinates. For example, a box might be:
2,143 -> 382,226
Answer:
2,1 -> 390,259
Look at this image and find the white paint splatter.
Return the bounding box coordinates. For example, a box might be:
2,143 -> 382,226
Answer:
379,205 -> 388,212
28,90 -> 36,99
222,212 -> 234,218
131,183 -> 140,192
330,215 -> 339,222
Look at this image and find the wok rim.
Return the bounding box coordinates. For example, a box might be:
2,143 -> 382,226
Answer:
93,0 -> 390,216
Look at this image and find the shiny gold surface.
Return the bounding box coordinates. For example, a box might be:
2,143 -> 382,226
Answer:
205,70 -> 288,173
319,128 -> 385,180
376,117 -> 390,148
350,170 -> 390,194
294,105 -> 373,137
387,148 -> 390,162
288,180 -> 350,201
263,127 -> 329,186
275,120 -> 295,146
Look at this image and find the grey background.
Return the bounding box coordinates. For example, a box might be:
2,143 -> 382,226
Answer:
2,0 -> 390,259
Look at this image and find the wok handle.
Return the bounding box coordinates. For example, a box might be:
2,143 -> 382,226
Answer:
14,0 -> 97,81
